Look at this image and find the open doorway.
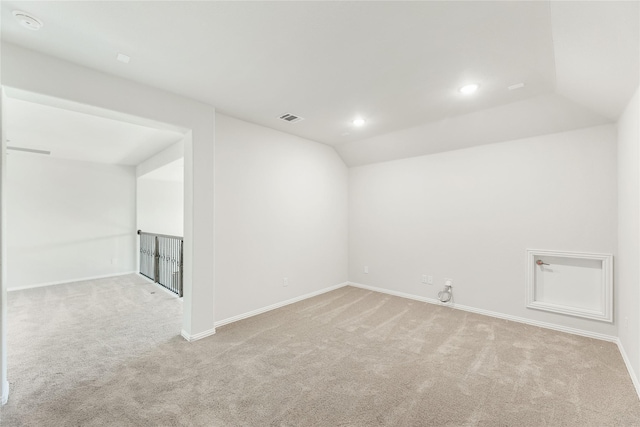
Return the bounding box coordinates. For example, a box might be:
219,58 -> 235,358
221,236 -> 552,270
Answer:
5,98 -> 183,291
137,155 -> 185,296
1,43 -> 216,407
1,89 -> 191,407
4,96 -> 186,291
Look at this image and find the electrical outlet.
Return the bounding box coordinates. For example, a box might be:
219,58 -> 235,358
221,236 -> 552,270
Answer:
421,275 -> 434,285
364,266 -> 369,274
283,277 -> 289,287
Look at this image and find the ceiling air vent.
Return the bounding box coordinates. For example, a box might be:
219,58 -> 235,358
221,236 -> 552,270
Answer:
278,113 -> 304,123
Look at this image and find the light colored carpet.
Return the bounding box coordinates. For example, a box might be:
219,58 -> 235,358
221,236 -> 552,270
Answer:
2,274 -> 640,426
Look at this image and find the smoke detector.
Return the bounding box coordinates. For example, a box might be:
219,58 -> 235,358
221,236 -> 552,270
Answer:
13,11 -> 43,31
278,113 -> 304,123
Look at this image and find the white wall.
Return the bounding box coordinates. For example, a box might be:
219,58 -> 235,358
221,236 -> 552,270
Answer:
6,154 -> 136,289
214,114 -> 348,321
137,178 -> 184,237
2,42 -> 216,339
136,140 -> 184,178
1,90 -> 9,403
349,124 -> 618,337
617,87 -> 640,385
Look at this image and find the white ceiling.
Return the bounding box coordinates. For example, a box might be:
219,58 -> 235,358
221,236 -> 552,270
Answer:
5,97 -> 184,166
551,1 -> 640,121
1,1 -> 638,166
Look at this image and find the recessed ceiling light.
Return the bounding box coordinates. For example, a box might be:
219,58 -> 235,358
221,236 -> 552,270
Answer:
459,84 -> 479,95
12,10 -> 43,31
352,118 -> 366,127
117,53 -> 131,64
508,82 -> 526,91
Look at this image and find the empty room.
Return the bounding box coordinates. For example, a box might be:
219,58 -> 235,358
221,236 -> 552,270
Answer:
1,1 -> 639,426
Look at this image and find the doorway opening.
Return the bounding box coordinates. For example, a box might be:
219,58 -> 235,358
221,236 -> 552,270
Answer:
4,94 -> 187,293
1,87 -> 192,406
136,156 -> 185,296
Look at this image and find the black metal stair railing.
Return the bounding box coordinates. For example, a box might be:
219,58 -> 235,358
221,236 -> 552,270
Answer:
137,230 -> 183,297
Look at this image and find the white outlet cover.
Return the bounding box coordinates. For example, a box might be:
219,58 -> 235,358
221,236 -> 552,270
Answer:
117,53 -> 131,64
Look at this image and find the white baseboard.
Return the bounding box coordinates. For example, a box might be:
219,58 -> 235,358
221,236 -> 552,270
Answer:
452,300 -> 617,342
616,339 -> 640,400
349,281 -> 442,305
1,380 -> 8,405
7,271 -> 137,292
214,281 -> 350,328
180,281 -> 350,342
181,328 -> 216,342
348,282 -> 617,343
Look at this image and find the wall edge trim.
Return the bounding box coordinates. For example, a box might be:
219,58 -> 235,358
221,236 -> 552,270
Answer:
213,281 -> 350,329
347,282 -> 618,342
1,380 -> 8,405
616,338 -> 640,401
181,328 -> 216,342
7,271 -> 138,292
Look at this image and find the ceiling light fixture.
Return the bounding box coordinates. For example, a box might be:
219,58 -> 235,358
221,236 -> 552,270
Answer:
12,10 -> 43,31
117,53 -> 131,64
352,118 -> 365,127
459,84 -> 479,95
508,82 -> 526,91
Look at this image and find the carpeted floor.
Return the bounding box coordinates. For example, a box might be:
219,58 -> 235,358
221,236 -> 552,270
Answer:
2,274 -> 640,426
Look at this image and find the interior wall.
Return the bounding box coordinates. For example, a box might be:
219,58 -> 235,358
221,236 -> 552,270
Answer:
136,140 -> 184,178
214,113 -> 348,321
617,87 -> 640,383
6,154 -> 136,290
137,178 -> 184,237
2,42 -> 216,338
1,90 -> 9,403
349,124 -> 618,337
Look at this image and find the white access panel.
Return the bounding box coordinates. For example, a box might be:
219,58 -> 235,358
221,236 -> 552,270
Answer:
526,249 -> 613,322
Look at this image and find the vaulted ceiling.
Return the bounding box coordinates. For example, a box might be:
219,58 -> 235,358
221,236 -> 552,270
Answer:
2,1 -> 638,166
